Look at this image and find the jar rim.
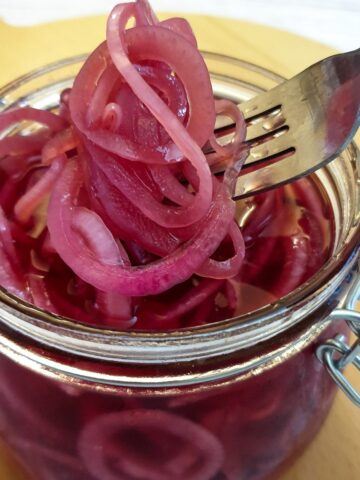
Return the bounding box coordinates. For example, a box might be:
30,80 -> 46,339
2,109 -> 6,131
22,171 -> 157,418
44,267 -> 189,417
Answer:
0,52 -> 359,364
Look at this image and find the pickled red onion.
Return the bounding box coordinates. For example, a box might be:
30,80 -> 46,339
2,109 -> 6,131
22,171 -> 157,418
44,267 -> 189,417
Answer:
0,0 -> 247,324
197,222 -> 245,279
78,410 -> 224,480
71,207 -> 134,324
0,133 -> 51,157
47,160 -> 236,296
0,243 -> 29,301
41,127 -> 77,165
14,155 -> 66,223
88,142 -> 211,227
0,108 -> 66,132
71,207 -> 129,266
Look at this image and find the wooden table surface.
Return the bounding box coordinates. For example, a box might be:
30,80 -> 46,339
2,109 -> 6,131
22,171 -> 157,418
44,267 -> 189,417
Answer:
0,12 -> 359,480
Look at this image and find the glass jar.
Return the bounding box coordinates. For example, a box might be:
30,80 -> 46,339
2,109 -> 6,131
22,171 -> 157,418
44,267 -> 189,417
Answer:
0,53 -> 359,480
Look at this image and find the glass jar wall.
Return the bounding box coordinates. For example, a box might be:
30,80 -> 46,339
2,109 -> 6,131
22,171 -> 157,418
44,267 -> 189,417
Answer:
0,53 -> 359,480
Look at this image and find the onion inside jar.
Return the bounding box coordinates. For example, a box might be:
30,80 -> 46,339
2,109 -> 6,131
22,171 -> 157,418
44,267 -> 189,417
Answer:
0,2 -> 353,480
0,1 -> 332,331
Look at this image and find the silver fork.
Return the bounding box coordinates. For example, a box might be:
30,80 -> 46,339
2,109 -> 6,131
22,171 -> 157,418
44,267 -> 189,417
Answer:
210,48 -> 360,199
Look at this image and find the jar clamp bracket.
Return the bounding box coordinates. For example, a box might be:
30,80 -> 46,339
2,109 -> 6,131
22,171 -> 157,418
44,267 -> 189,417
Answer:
317,272 -> 360,407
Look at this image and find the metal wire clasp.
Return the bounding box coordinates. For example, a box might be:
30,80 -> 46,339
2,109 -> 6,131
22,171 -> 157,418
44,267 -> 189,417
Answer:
316,276 -> 360,407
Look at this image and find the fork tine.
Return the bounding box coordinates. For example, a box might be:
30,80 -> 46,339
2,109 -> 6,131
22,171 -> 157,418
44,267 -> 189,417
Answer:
210,106 -> 287,155
212,123 -> 288,152
233,149 -> 324,199
238,88 -> 284,121
213,108 -> 285,137
215,103 -> 284,133
245,113 -> 287,142
225,48 -> 360,199
245,133 -> 293,166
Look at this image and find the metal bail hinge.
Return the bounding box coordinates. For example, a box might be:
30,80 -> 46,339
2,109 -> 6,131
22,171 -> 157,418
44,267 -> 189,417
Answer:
316,268 -> 360,407
316,328 -> 360,407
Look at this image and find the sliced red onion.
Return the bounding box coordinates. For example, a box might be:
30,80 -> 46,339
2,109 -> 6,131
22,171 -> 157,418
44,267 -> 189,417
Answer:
88,142 -> 211,227
27,273 -> 58,313
149,165 -> 193,206
102,102 -> 123,131
95,290 -> 136,327
209,99 -> 246,158
160,18 -> 198,47
0,152 -> 40,177
0,205 -> 30,300
9,436 -> 83,472
0,206 -> 18,264
123,242 -> 156,268
142,278 -> 224,323
106,11 -> 214,218
0,246 -> 29,301
270,235 -> 309,297
242,190 -> 278,242
48,160 -> 235,296
135,0 -> 159,26
122,24 -> 215,150
112,63 -> 189,149
0,1 -> 248,329
43,284 -> 97,324
0,132 -> 51,157
71,206 -> 129,266
14,155 -> 66,223
225,280 -> 239,310
59,88 -> 72,122
0,107 -> 67,132
86,64 -> 121,128
87,157 -> 181,256
41,127 -> 77,165
71,13 -> 215,162
291,177 -> 325,220
242,235 -> 278,284
197,222 -> 245,279
71,206 -> 133,323
78,410 -> 224,480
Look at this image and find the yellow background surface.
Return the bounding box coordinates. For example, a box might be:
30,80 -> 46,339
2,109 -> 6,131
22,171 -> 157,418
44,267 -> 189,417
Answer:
0,12 -> 359,480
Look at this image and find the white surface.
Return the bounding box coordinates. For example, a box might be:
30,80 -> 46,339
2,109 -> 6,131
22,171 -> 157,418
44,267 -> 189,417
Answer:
0,0 -> 359,51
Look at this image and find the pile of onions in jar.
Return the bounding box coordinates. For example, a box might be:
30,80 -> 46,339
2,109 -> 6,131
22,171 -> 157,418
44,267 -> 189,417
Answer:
0,0 -> 248,328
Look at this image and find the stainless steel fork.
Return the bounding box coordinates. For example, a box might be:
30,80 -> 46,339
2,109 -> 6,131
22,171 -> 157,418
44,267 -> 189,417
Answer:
210,48 -> 360,199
